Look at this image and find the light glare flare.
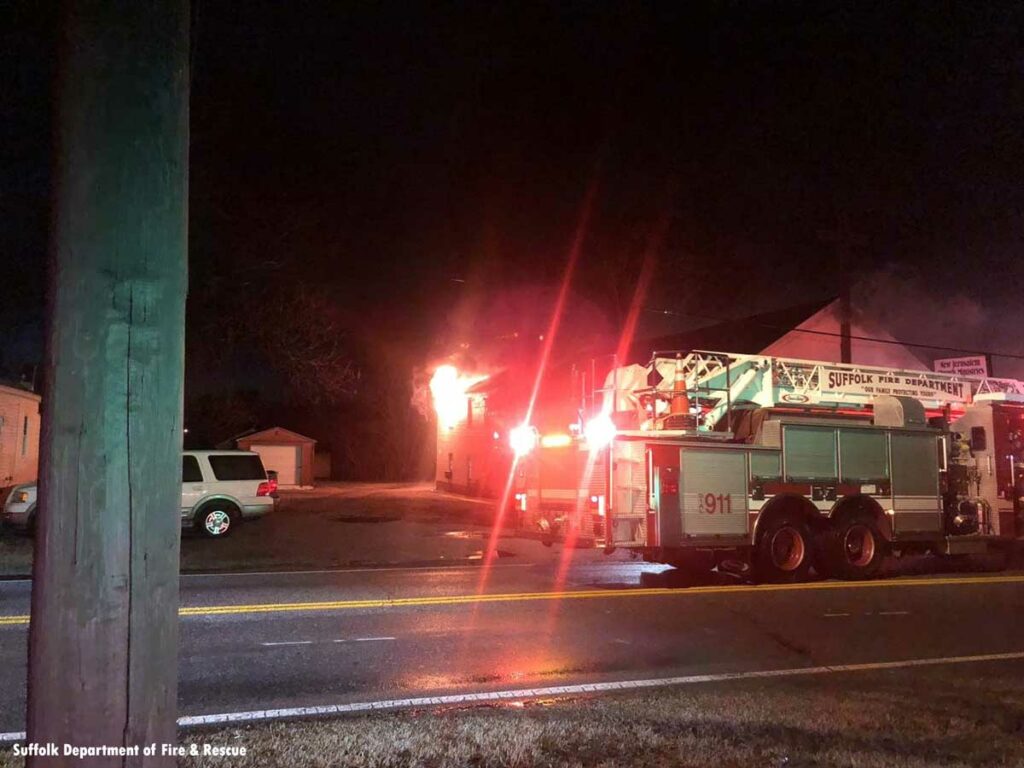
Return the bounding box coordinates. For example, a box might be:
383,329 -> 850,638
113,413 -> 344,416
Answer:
509,424 -> 538,457
584,412 -> 617,450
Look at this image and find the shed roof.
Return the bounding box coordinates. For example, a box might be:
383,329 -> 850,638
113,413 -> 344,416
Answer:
236,426 -> 317,445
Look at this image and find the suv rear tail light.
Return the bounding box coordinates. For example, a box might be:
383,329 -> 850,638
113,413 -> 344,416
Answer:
257,482 -> 272,497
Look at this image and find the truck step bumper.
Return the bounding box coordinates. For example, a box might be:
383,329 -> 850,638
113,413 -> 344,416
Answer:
943,537 -> 990,555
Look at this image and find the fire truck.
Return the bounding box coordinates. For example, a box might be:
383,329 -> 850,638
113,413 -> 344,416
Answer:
511,350 -> 1024,582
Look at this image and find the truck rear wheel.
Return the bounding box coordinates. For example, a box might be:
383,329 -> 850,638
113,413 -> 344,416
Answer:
826,516 -> 886,580
195,502 -> 239,538
754,513 -> 812,583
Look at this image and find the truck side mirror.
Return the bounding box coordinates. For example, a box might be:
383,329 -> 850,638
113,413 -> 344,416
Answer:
970,426 -> 987,452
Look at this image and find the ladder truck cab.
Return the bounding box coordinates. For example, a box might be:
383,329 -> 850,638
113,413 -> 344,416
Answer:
516,350 -> 1024,582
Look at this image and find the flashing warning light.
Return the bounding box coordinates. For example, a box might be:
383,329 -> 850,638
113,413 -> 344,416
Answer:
429,365 -> 485,430
584,412 -> 617,450
540,433 -> 573,448
509,424 -> 538,457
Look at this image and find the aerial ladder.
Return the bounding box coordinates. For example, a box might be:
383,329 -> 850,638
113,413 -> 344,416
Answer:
599,350 -> 1024,435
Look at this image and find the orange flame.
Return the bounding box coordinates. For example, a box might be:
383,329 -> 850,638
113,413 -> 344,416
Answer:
429,365 -> 486,429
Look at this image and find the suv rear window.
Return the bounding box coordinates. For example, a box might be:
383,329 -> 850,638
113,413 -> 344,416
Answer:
182,455 -> 203,483
207,454 -> 266,481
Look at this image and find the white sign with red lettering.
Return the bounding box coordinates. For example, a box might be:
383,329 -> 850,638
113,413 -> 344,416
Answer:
934,356 -> 988,377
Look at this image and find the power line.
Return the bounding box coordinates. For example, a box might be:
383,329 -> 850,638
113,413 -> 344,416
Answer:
644,307 -> 1024,362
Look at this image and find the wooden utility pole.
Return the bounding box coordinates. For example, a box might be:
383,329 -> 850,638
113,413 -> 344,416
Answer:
28,0 -> 189,763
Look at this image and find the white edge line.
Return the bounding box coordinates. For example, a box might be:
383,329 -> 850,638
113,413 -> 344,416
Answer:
2,650 -> 1020,743
260,641 -> 313,647
264,637 -> 395,646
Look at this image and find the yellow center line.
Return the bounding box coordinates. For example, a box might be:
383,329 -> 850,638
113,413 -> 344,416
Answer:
0,574 -> 1021,625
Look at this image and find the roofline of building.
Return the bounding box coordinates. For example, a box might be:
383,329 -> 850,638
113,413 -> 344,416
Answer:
0,382 -> 41,402
465,297 -> 838,396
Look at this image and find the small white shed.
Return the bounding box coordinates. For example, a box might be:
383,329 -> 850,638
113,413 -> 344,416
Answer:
236,427 -> 316,487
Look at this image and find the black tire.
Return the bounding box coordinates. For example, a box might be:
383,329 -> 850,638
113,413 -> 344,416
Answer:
194,502 -> 239,539
754,513 -> 813,583
826,515 -> 887,580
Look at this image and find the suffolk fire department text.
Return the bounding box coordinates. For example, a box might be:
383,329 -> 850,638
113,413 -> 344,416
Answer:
827,370 -> 967,398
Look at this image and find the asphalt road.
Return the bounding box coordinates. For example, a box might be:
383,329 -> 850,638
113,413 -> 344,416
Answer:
1,558 -> 1023,734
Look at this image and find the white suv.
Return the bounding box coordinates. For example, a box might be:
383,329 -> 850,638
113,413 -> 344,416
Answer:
1,450 -> 275,539
181,450 -> 275,537
0,484 -> 36,531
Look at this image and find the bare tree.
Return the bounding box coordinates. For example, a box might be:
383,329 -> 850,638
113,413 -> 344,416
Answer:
253,284 -> 360,404
189,279 -> 358,407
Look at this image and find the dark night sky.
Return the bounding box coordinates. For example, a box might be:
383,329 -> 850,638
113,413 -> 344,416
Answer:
4,1 -> 1024,382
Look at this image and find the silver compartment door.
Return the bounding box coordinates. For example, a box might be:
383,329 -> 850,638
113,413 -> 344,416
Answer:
889,433 -> 942,535
680,450 -> 749,537
611,440 -> 648,546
